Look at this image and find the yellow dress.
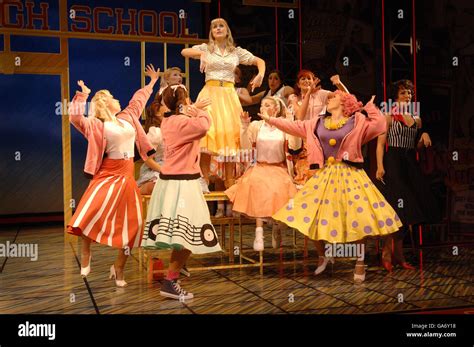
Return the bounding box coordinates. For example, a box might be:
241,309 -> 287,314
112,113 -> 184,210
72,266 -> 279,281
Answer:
192,43 -> 257,155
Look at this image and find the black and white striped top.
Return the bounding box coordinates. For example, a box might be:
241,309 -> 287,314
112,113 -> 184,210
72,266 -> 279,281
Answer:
387,116 -> 419,149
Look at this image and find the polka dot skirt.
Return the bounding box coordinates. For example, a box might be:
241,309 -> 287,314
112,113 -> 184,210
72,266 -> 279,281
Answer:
272,162 -> 402,243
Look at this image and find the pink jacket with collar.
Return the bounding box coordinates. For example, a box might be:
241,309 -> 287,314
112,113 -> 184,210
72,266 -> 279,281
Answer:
267,103 -> 386,168
69,86 -> 156,178
159,109 -> 211,178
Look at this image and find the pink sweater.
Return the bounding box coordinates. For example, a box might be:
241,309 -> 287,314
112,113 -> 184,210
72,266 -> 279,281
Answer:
159,110 -> 211,178
267,103 -> 386,168
69,86 -> 155,177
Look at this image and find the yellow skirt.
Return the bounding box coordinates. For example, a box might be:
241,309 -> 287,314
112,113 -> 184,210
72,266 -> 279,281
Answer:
197,83 -> 242,155
273,162 -> 402,243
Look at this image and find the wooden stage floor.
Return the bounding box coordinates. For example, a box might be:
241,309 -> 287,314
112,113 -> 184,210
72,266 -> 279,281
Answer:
0,225 -> 473,314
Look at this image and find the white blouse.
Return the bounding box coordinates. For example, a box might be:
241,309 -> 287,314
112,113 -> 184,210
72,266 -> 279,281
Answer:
146,126 -> 164,161
256,123 -> 286,164
192,43 -> 256,83
104,119 -> 135,159
288,89 -> 331,120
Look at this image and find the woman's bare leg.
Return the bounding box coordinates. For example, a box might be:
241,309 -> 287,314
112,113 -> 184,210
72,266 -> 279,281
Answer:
81,236 -> 92,268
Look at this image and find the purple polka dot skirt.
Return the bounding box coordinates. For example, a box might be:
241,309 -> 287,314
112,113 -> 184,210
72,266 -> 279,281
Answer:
272,163 -> 402,243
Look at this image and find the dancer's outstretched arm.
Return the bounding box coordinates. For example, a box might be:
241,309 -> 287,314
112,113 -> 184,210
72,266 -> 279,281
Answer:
181,47 -> 208,73
330,74 -> 350,93
69,80 -> 92,136
122,64 -> 160,120
181,47 -> 204,59
362,96 -> 387,143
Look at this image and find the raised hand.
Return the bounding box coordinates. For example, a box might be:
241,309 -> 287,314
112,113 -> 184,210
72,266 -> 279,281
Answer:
77,80 -> 91,94
257,112 -> 270,122
314,77 -> 321,88
240,111 -> 251,124
366,95 -> 376,105
303,81 -> 319,98
330,74 -> 341,85
145,64 -> 160,81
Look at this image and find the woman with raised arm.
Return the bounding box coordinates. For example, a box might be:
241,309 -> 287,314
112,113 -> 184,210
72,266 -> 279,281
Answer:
181,17 -> 266,190
260,91 -> 401,283
137,67 -> 193,195
225,96 -> 301,250
67,65 -> 161,287
288,71 -> 349,186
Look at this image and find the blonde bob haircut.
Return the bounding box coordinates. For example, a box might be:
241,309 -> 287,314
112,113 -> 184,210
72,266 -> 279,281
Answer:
262,96 -> 287,118
160,67 -> 182,89
90,90 -> 114,122
207,18 -> 235,53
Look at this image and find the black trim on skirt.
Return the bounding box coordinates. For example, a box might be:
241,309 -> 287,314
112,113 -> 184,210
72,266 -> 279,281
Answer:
159,173 -> 201,180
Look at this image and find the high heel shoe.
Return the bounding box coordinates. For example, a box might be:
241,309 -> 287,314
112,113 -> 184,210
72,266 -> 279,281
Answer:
314,256 -> 335,275
80,255 -> 91,277
109,265 -> 128,287
382,260 -> 393,273
354,264 -> 366,284
394,260 -> 416,270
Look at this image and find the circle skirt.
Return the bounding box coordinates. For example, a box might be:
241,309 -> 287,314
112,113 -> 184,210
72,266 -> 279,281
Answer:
67,158 -> 143,250
142,178 -> 222,255
197,83 -> 243,155
272,162 -> 402,243
225,162 -> 297,218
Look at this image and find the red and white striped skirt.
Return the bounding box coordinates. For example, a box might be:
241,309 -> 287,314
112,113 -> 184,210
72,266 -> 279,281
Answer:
67,158 -> 143,249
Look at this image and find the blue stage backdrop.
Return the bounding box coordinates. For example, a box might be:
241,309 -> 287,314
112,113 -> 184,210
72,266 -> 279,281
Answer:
0,0 -> 204,215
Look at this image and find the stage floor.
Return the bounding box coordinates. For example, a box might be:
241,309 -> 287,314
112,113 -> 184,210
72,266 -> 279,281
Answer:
0,226 -> 473,314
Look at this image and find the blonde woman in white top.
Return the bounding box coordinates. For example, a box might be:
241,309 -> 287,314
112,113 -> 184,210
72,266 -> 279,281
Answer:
181,17 -> 266,189
225,96 -> 301,250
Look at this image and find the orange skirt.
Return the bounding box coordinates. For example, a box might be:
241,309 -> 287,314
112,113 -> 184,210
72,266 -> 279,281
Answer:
67,158 -> 143,249
225,162 -> 297,218
293,143 -> 317,186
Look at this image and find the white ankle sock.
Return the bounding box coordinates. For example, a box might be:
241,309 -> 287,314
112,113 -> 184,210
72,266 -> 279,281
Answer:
255,227 -> 264,239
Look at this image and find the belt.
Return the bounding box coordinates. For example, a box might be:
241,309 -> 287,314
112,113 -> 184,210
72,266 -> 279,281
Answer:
206,80 -> 234,88
105,151 -> 134,160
